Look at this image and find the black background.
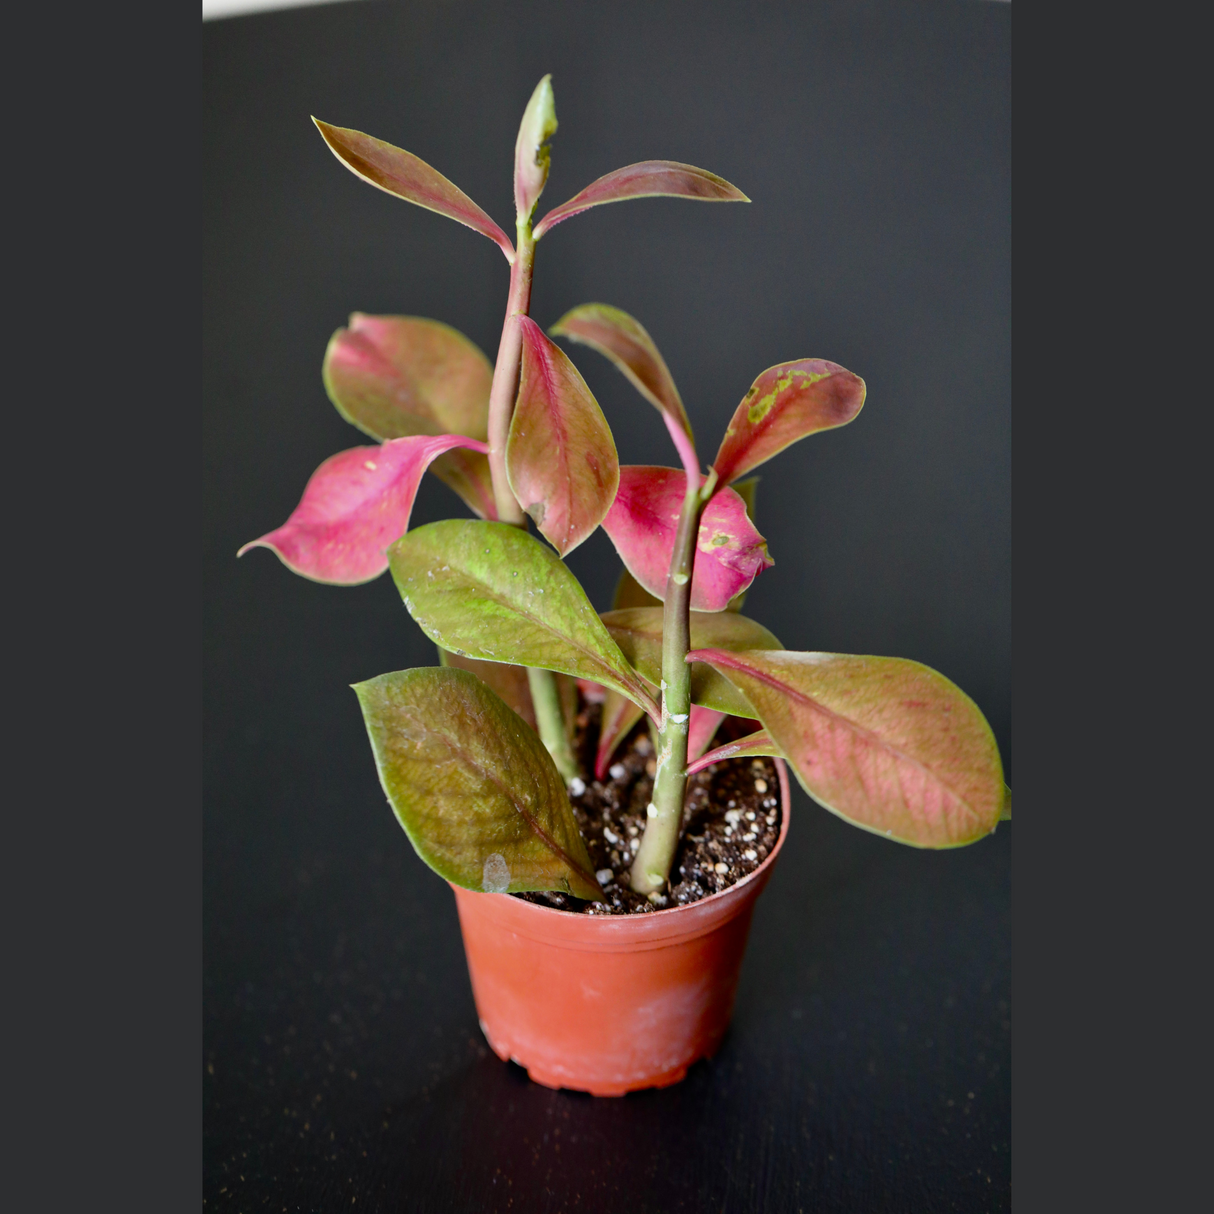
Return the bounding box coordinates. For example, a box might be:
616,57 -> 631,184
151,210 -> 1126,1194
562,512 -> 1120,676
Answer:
204,0 -> 1010,1208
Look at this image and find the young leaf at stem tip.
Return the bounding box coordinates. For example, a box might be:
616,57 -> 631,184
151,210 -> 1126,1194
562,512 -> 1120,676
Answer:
712,359 -> 866,486
687,648 -> 1005,847
533,161 -> 749,239
506,317 -> 619,556
323,313 -> 497,519
602,467 -> 773,612
354,667 -> 602,899
313,119 -> 516,260
549,303 -> 698,480
238,434 -> 489,585
388,519 -> 659,719
514,75 -> 558,223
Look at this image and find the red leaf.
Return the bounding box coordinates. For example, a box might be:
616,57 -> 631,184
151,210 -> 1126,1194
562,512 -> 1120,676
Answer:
506,317 -> 620,556
712,360 -> 866,485
601,467 -> 773,612
533,161 -> 748,238
239,435 -> 488,585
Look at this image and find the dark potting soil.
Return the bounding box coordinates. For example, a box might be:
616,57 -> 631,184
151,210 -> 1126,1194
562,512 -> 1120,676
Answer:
514,702 -> 782,916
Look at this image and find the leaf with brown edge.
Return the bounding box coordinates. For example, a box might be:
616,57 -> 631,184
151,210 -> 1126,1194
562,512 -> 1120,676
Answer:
238,434 -> 489,585
506,317 -> 619,556
323,313 -> 497,519
534,161 -> 749,238
686,728 -> 780,776
389,520 -> 659,718
354,667 -> 602,899
438,648 -> 536,730
313,119 -> 515,260
594,691 -> 645,780
600,607 -> 782,716
687,649 -> 1005,848
712,360 -> 866,486
549,303 -> 697,478
602,467 -> 773,612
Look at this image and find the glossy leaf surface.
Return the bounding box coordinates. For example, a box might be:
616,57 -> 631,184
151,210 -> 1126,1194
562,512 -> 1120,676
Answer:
602,467 -> 773,612
514,75 -> 558,221
688,649 -> 1004,847
506,317 -> 619,556
549,303 -> 696,477
534,161 -> 748,238
323,313 -> 496,519
314,119 -> 515,260
600,607 -> 782,716
686,728 -> 780,776
354,668 -> 601,898
725,476 -> 760,612
594,691 -> 645,780
389,520 -> 657,716
712,360 -> 866,485
439,648 -> 536,730
239,435 -> 488,585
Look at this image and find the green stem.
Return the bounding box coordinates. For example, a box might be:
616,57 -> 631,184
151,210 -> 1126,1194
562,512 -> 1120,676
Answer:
484,218 -> 576,775
527,667 -> 579,783
630,469 -> 717,894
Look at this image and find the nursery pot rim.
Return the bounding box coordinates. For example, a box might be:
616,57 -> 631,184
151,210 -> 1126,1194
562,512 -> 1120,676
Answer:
448,756 -> 791,952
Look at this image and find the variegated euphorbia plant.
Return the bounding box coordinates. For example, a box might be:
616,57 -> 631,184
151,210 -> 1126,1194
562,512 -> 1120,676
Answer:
241,77 -> 1009,904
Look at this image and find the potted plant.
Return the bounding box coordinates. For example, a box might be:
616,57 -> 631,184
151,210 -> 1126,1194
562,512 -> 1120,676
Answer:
240,77 -> 1009,1096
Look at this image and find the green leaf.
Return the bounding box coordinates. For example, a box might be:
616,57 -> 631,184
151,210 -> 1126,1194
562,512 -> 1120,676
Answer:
389,520 -> 658,717
600,607 -> 782,715
688,649 -> 1005,848
439,647 -> 536,730
1001,784 -> 1012,821
354,668 -> 602,898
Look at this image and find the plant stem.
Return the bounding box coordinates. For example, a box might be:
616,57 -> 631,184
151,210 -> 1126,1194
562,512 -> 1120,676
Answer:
483,218 -> 577,776
486,220 -> 535,526
527,667 -> 579,783
630,469 -> 716,894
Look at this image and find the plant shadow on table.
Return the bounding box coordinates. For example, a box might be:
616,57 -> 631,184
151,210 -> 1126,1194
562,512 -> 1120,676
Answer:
349,817 -> 1009,1214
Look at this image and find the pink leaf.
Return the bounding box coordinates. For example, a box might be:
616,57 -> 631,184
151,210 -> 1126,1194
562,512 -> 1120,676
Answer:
534,161 -> 748,238
513,75 -> 558,221
686,728 -> 779,776
687,649 -> 1005,847
239,435 -> 488,585
594,691 -> 646,780
601,467 -> 774,612
313,119 -> 515,261
687,706 -> 727,763
712,359 -> 866,485
506,317 -> 620,556
323,314 -> 497,520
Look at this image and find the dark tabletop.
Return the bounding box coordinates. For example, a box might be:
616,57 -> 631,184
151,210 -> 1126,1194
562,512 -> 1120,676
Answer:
204,1 -> 1010,1209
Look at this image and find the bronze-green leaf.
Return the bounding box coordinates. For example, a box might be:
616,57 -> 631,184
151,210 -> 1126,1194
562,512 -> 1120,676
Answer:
600,607 -> 782,715
439,647 -> 536,730
314,119 -> 515,260
687,649 -> 1005,848
389,520 -> 658,718
354,668 -> 601,898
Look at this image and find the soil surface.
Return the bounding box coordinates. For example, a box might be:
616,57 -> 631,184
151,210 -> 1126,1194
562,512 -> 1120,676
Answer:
515,702 -> 782,915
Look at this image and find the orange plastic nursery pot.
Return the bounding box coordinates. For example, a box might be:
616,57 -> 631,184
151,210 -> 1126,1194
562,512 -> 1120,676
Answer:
450,758 -> 792,1096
